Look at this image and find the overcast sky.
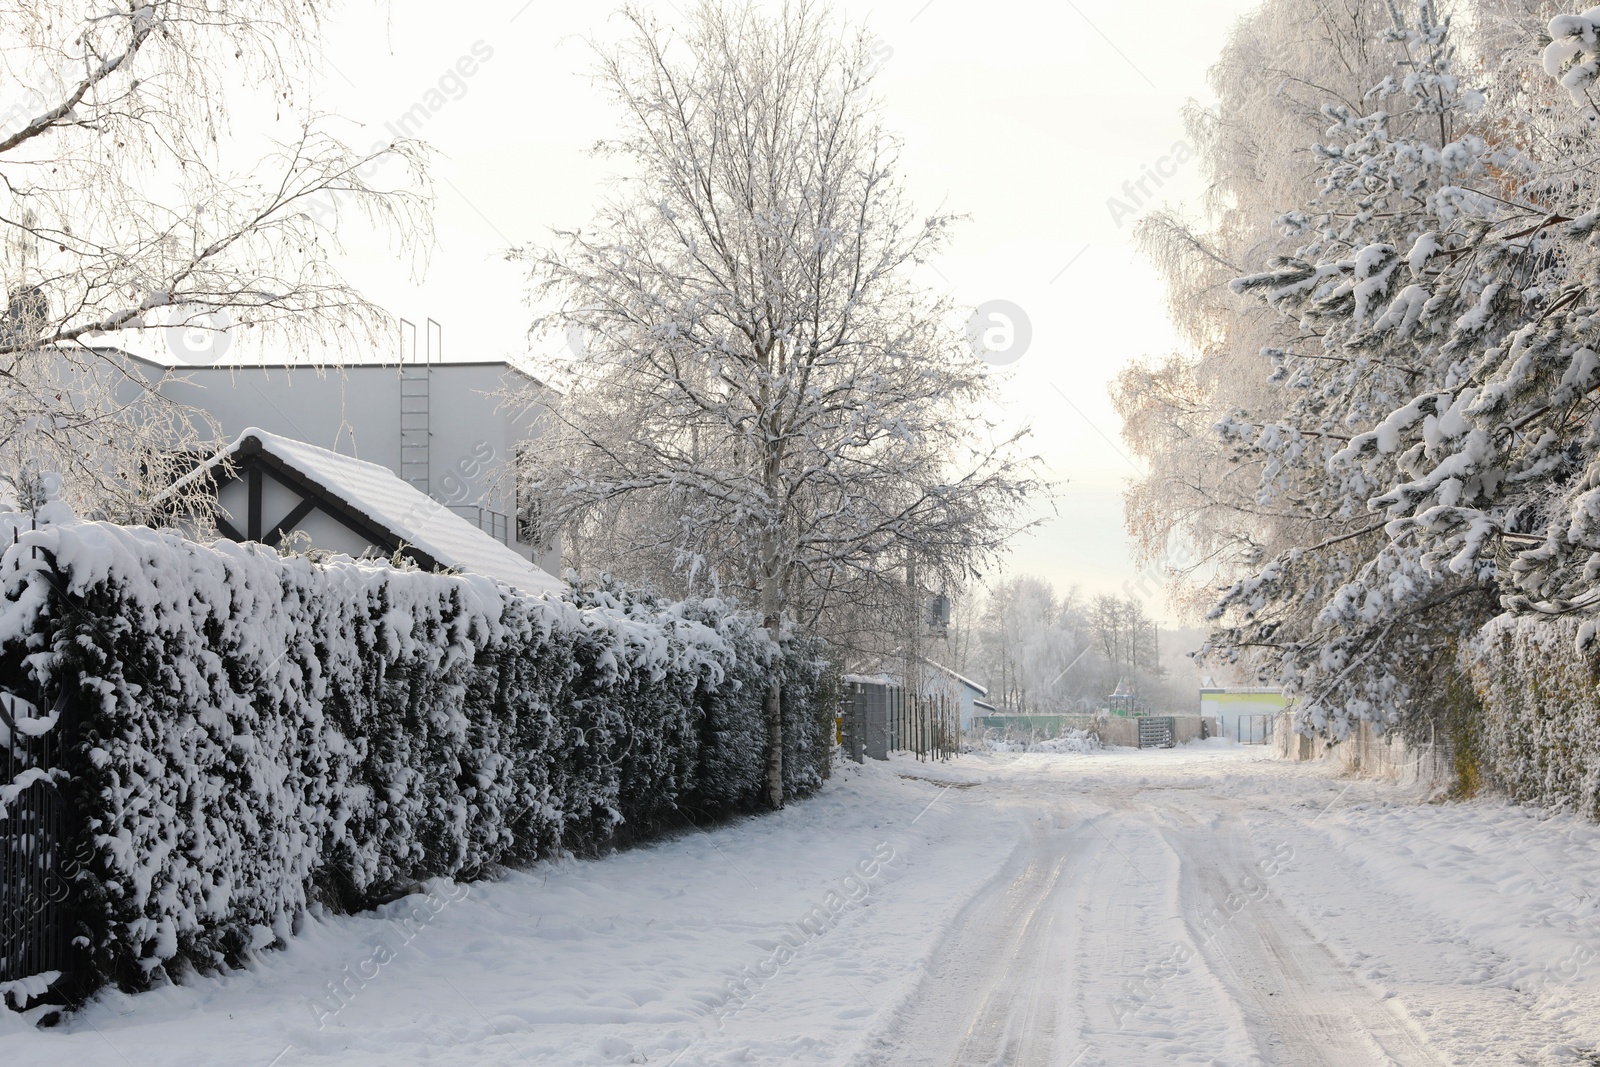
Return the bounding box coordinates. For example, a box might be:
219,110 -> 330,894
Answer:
304,0 -> 1265,622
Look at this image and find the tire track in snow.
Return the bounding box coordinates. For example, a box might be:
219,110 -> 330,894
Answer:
1165,813 -> 1446,1066
860,777 -> 1458,1066
854,803 -> 1107,1067
1070,808 -> 1265,1066
1242,805 -> 1590,1064
861,796 -> 1260,1066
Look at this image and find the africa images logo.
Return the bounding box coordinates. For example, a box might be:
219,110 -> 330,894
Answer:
966,300 -> 1032,366
164,305 -> 235,365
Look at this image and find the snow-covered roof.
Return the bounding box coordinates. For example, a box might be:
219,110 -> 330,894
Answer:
846,660 -> 988,697
178,427 -> 564,597
863,652 -> 991,696
107,342 -> 541,377
921,658 -> 988,696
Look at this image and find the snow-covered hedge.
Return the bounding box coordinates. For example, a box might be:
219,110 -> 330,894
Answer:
1464,617 -> 1600,819
0,515 -> 832,995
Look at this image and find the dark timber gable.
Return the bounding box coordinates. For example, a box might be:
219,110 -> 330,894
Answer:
209,435 -> 443,572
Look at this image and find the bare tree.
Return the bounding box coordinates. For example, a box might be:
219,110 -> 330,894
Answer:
1087,593 -> 1159,692
517,0 -> 1039,806
0,1 -> 430,518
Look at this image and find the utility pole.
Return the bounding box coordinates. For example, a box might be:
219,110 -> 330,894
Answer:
904,547 -> 919,699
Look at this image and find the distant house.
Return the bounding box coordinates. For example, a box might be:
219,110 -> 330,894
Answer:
169,427 -> 563,597
115,319 -> 560,575
1199,684 -> 1291,739
921,661 -> 989,732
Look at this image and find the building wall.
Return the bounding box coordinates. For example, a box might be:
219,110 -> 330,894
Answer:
1199,689 -> 1291,741
163,364 -> 407,467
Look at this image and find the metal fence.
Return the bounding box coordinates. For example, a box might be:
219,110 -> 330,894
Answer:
841,680 -> 958,763
970,713 -> 1099,739
0,687 -> 74,997
445,504 -> 511,545
1,555 -> 76,1006
1234,713 -> 1277,745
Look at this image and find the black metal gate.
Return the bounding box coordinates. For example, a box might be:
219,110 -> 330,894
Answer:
1,685 -> 73,1000
1137,716 -> 1176,749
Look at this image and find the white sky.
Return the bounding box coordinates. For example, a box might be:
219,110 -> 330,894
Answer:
303,0 -> 1265,623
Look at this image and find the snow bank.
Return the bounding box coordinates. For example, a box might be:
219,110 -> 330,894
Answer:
0,514 -> 832,999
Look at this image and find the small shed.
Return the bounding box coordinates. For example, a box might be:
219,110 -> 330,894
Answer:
921,660 -> 989,732
1198,685 -> 1291,741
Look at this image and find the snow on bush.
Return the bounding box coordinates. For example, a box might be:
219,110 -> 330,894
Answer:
1032,730 -> 1102,755
981,729 -> 1101,755
0,514 -> 832,995
1464,616 -> 1600,820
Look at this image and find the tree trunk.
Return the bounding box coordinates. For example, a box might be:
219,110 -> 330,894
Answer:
759,517 -> 785,809
763,649 -> 784,809
760,412 -> 787,809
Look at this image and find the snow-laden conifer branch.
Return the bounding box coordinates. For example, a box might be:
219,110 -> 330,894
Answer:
1116,1 -> 1600,737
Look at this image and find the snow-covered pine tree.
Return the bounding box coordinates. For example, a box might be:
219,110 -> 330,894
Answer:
1202,3 -> 1507,736
1209,1 -> 1600,737
1114,0 -> 1410,624
516,1 -> 1039,805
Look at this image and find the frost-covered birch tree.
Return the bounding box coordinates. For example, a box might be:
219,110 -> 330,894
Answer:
518,0 -> 1038,806
1113,0 -> 1413,622
972,577 -> 1078,714
0,1 -> 428,519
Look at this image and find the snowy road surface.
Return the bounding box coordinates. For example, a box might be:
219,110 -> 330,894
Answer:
6,743 -> 1600,1065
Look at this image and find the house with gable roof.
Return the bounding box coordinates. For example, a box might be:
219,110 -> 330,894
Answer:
168,427 -> 563,596
118,318 -> 565,592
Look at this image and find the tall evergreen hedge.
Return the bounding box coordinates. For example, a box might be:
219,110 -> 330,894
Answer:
0,516 -> 832,996
1464,616 -> 1600,820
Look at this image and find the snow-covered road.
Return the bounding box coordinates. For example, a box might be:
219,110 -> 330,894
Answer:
6,743 -> 1600,1066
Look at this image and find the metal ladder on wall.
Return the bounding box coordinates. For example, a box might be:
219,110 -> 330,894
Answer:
398,318 -> 439,496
